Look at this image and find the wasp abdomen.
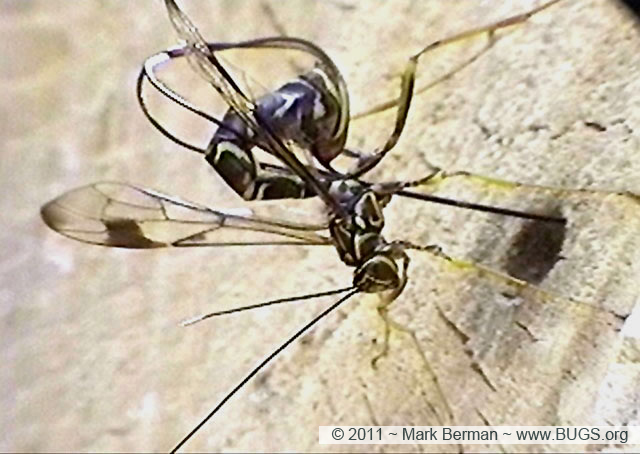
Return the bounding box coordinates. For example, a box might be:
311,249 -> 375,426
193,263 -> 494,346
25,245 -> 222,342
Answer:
206,69 -> 343,201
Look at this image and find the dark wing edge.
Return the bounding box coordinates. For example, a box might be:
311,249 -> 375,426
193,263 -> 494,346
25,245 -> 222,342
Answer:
41,182 -> 331,249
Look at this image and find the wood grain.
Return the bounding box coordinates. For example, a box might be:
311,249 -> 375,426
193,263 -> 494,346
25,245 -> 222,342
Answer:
2,0 -> 639,451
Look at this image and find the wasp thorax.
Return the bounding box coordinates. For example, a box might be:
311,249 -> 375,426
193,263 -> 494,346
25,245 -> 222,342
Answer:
353,253 -> 401,293
353,192 -> 384,231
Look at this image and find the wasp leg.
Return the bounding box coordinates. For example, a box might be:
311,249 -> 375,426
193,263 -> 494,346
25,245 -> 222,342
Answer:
370,248 -> 455,426
407,168 -> 640,214
371,248 -> 410,367
371,242 -> 449,368
370,166 -> 453,196
347,54 -> 420,178
370,305 -> 456,427
371,303 -> 392,369
354,0 -> 563,121
349,0 -> 563,177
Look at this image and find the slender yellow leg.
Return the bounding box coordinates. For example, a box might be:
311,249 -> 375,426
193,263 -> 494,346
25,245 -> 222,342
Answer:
349,0 -> 564,176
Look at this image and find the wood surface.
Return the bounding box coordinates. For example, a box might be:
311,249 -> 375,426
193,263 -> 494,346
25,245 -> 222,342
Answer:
2,0 -> 639,451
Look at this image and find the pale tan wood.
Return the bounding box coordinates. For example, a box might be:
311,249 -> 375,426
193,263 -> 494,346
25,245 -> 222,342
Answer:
2,0 -> 639,452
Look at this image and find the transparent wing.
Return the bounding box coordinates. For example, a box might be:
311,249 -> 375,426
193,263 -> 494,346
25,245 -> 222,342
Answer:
163,0 -> 254,117
40,182 -> 332,248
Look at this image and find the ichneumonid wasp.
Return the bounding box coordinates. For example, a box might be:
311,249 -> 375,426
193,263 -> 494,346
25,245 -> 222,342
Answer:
40,0 -> 640,451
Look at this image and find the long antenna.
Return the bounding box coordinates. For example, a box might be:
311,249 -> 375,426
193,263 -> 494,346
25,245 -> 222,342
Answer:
257,162 -> 568,224
396,189 -> 566,224
181,286 -> 354,326
171,287 -> 359,452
